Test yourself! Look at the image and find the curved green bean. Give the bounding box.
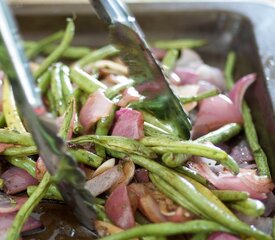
[7,172,51,239]
[74,44,119,68]
[7,157,36,177]
[100,220,229,240]
[130,155,270,239]
[34,19,75,79]
[142,138,239,174]
[26,30,64,59]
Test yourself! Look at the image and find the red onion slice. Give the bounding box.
[79,90,114,132]
[228,73,256,112]
[111,108,144,140]
[2,167,38,195]
[105,184,135,229]
[0,194,27,214]
[85,165,124,197]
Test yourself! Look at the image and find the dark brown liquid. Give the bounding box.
[23,202,95,240]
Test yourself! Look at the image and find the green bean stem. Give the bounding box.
[74,44,119,68]
[130,155,271,240]
[6,172,51,239]
[224,51,270,177]
[154,39,207,49]
[34,18,75,79]
[180,89,219,104]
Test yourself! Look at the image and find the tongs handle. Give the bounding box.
[92,0,144,38]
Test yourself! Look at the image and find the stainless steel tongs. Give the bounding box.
[91,0,191,139]
[0,0,97,234]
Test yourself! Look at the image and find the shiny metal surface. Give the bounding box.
[0,0,97,233]
[91,0,191,139]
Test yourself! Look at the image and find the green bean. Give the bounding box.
[51,63,67,116]
[105,80,134,99]
[42,44,91,59]
[0,112,6,128]
[46,90,57,116]
[196,123,242,144]
[180,89,219,104]
[100,220,229,240]
[162,49,179,72]
[94,204,111,222]
[0,129,34,146]
[142,137,239,174]
[26,31,64,59]
[228,198,265,217]
[95,105,117,158]
[27,184,62,201]
[157,123,242,167]
[1,146,37,156]
[7,157,36,177]
[141,111,175,135]
[74,44,119,68]
[242,103,270,177]
[2,78,38,181]
[3,78,25,132]
[130,155,270,239]
[224,51,236,90]
[59,98,74,139]
[37,71,51,94]
[154,39,207,49]
[72,88,83,134]
[224,51,270,177]
[70,67,107,93]
[161,152,188,168]
[175,166,208,186]
[190,233,208,240]
[70,135,157,159]
[150,173,203,217]
[60,64,73,106]
[34,19,75,79]
[7,172,51,240]
[69,148,103,168]
[144,122,179,140]
[211,190,249,202]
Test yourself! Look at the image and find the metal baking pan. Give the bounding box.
[10,1,275,239]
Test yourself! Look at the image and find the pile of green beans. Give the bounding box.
[0,18,272,240]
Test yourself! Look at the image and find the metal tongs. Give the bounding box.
[91,0,191,139]
[0,0,97,234]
